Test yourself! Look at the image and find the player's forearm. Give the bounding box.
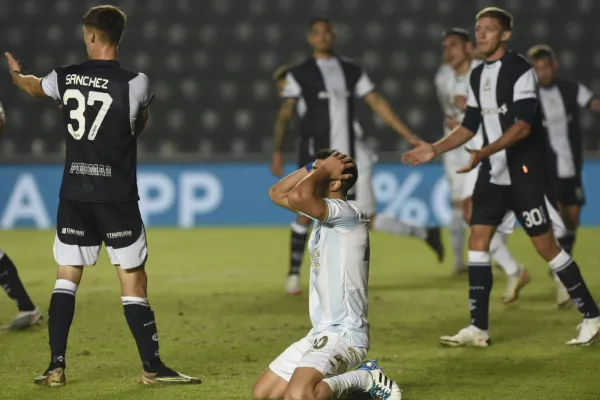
[268,167,308,203]
[432,125,474,155]
[368,94,420,145]
[287,168,329,215]
[11,73,44,97]
[478,121,531,159]
[589,98,600,113]
[273,118,289,152]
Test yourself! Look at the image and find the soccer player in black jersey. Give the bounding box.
[271,20,444,295]
[404,7,600,346]
[6,5,200,386]
[528,45,600,257]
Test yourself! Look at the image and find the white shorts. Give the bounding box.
[268,332,368,382]
[460,166,479,201]
[354,164,376,217]
[443,150,470,202]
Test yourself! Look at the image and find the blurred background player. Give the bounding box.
[255,150,401,400]
[0,101,42,330]
[435,28,529,303]
[528,44,600,257]
[271,18,444,294]
[6,5,200,386]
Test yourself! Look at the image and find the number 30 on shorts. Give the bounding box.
[522,207,546,228]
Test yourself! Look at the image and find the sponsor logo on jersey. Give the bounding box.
[106,230,133,239]
[483,78,492,92]
[480,103,508,116]
[62,228,85,237]
[318,90,350,99]
[69,162,112,177]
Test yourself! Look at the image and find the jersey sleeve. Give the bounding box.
[281,72,301,98]
[513,68,539,124]
[129,73,154,108]
[461,77,481,133]
[324,199,362,230]
[355,71,375,98]
[577,83,595,108]
[41,70,60,100]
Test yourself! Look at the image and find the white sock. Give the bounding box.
[53,279,78,296]
[372,214,426,240]
[323,370,371,398]
[489,232,519,276]
[449,208,465,267]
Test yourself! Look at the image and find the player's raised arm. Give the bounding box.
[287,152,355,221]
[268,166,310,211]
[576,82,600,113]
[5,52,49,98]
[271,71,299,177]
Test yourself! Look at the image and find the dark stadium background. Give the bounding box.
[0,0,598,163]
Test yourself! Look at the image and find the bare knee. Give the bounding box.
[252,384,275,400]
[57,265,84,285]
[118,266,148,297]
[468,226,494,251]
[284,386,313,400]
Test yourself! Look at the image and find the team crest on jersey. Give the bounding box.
[483,78,492,92]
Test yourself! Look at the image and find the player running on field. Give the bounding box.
[404,7,600,347]
[6,5,200,386]
[254,150,401,400]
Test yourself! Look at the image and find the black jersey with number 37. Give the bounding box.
[41,60,153,203]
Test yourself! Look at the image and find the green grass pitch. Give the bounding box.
[0,228,599,400]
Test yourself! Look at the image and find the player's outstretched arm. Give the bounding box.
[477,119,531,160]
[363,91,421,146]
[402,125,475,167]
[288,153,354,221]
[5,53,48,98]
[268,166,310,211]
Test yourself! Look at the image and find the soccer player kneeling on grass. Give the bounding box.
[253,150,401,400]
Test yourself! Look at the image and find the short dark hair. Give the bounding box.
[442,27,471,43]
[82,5,127,45]
[272,64,291,82]
[528,44,556,62]
[476,7,513,31]
[315,149,358,195]
[309,17,333,30]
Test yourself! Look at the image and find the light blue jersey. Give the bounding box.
[306,199,370,349]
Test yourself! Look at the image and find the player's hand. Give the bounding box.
[321,151,355,180]
[457,148,481,174]
[454,95,467,112]
[402,141,436,166]
[5,52,22,80]
[271,151,284,177]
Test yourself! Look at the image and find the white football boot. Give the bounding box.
[440,325,491,347]
[501,267,530,305]
[3,309,43,330]
[566,317,600,346]
[286,274,301,295]
[357,360,402,400]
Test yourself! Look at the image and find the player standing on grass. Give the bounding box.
[271,18,443,295]
[435,28,530,304]
[6,5,200,385]
[254,150,401,400]
[403,7,600,346]
[528,44,600,256]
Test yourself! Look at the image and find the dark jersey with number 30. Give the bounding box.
[41,60,153,203]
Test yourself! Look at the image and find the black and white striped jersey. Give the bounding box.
[41,60,153,203]
[462,51,546,185]
[282,56,375,159]
[538,78,595,179]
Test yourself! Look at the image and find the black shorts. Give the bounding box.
[552,177,585,207]
[471,180,556,237]
[54,199,147,268]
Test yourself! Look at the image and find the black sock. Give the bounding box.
[558,232,576,256]
[468,252,493,331]
[48,279,78,369]
[0,251,36,312]
[289,222,309,276]
[551,251,600,319]
[122,297,163,372]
